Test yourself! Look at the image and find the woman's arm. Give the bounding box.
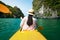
[20,18,25,31]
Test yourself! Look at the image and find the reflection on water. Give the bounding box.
[0,18,60,40]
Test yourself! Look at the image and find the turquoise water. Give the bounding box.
[0,18,21,40]
[37,19,60,40]
[0,18,60,40]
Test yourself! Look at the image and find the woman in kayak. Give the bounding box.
[10,9,47,40]
[20,9,36,31]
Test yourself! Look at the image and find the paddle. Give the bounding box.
[37,26,44,30]
[20,17,44,31]
[20,26,44,31]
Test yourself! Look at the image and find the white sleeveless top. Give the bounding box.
[20,16,37,31]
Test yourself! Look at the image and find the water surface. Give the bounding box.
[0,18,20,40]
[0,18,60,40]
[37,19,60,40]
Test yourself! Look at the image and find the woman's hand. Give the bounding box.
[20,27,22,31]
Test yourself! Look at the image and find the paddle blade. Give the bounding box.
[38,26,44,30]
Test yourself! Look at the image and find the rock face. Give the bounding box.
[38,4,58,18]
[0,1,24,18]
[33,0,60,18]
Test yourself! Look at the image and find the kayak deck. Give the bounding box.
[10,30,47,40]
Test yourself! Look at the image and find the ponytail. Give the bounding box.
[27,15,33,26]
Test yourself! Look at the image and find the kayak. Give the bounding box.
[9,30,47,40]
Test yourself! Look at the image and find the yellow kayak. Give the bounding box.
[9,30,47,40]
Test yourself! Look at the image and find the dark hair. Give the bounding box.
[27,14,33,26]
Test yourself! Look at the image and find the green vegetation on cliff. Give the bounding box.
[33,0,60,11]
[33,0,60,17]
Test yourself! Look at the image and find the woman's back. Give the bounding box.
[20,16,37,31]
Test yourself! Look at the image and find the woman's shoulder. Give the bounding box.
[22,16,27,20]
[33,17,37,21]
[24,16,28,19]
